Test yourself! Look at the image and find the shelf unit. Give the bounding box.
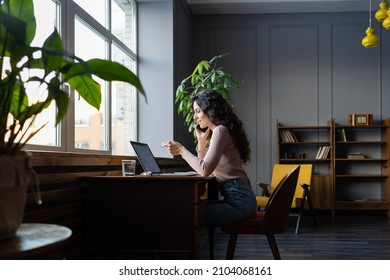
[276,119,334,210]
[333,119,390,215]
[276,118,390,216]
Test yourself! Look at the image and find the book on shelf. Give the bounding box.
[279,129,298,143]
[347,152,365,159]
[316,145,330,159]
[324,146,331,159]
[336,128,347,142]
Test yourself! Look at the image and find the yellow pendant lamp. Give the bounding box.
[362,0,380,48]
[362,27,380,48]
[383,9,390,29]
[375,0,389,22]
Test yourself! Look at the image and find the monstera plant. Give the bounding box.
[175,53,239,132]
[0,0,145,239]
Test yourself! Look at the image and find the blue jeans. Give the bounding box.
[206,178,257,229]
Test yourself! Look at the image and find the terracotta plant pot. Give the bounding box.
[0,153,32,240]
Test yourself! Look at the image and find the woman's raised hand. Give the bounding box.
[195,126,211,150]
[161,140,184,156]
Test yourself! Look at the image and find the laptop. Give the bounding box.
[130,141,198,176]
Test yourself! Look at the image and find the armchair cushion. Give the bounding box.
[257,164,313,208]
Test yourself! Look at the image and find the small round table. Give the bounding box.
[0,223,72,259]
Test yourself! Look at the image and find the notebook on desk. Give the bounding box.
[130,141,198,176]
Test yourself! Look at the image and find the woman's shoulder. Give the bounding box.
[213,125,230,138]
[214,125,228,133]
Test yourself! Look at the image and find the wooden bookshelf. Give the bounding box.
[276,118,390,216]
[276,119,334,211]
[334,118,390,216]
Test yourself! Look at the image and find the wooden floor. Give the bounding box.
[197,213,390,260]
[110,213,390,260]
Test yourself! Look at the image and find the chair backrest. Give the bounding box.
[270,164,313,208]
[263,165,300,234]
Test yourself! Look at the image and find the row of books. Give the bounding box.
[280,150,366,160]
[347,152,365,159]
[279,129,298,142]
[316,145,330,159]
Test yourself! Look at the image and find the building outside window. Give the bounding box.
[24,0,138,155]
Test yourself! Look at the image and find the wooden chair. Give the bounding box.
[256,164,316,234]
[220,165,300,260]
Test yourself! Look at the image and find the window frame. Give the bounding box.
[25,0,138,155]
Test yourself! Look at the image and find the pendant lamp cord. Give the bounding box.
[369,0,372,27]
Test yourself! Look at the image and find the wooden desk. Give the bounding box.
[86,175,216,258]
[0,223,72,259]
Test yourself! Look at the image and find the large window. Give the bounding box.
[26,0,138,155]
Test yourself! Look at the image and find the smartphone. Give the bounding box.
[196,124,208,133]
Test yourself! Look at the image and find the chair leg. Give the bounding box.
[294,185,317,234]
[295,213,302,234]
[294,193,306,234]
[306,191,317,227]
[225,233,238,260]
[266,234,281,260]
[208,228,214,260]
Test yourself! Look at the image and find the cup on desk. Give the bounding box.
[122,159,136,176]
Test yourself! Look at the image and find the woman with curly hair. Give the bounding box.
[163,89,256,228]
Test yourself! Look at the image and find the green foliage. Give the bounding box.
[0,0,145,155]
[175,53,239,132]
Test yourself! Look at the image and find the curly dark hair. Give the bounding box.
[190,89,251,164]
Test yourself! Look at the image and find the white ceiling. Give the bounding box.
[185,0,373,14]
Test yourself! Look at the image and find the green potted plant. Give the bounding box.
[175,53,240,132]
[0,0,145,239]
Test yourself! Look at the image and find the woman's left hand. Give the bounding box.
[195,126,211,150]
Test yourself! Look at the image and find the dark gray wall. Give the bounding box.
[138,2,390,198]
[173,0,196,152]
[189,12,390,194]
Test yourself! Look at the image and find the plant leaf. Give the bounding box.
[47,80,69,124]
[19,100,50,124]
[197,63,203,75]
[0,0,36,46]
[201,60,210,71]
[0,10,27,57]
[85,59,145,95]
[42,29,65,74]
[62,59,146,102]
[9,80,28,117]
[67,74,101,110]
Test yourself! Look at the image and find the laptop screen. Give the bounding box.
[130,141,162,173]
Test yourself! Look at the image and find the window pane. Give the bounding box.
[74,18,108,151]
[20,0,138,154]
[74,0,107,28]
[111,44,137,155]
[112,0,136,51]
[24,0,59,147]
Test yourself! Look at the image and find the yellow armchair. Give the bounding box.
[256,164,316,234]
